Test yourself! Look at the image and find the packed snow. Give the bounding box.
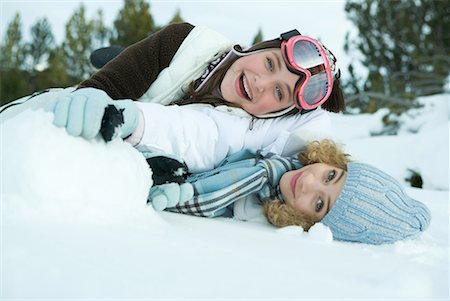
[1,93,449,299]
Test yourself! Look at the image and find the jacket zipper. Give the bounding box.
[248,117,255,131]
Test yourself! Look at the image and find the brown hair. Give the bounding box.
[321,79,346,113]
[263,139,351,231]
[174,39,345,115]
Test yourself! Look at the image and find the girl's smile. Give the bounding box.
[290,171,303,197]
[235,73,253,102]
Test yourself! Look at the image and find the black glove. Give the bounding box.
[145,154,189,186]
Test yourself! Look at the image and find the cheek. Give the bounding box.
[236,55,263,74]
[220,69,236,100]
[255,98,275,109]
[234,56,249,70]
[288,198,309,216]
[246,99,284,116]
[279,172,293,201]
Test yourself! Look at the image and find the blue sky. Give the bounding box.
[1,0,354,77]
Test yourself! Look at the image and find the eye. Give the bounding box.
[275,86,283,101]
[266,57,274,72]
[315,199,324,212]
[326,170,336,182]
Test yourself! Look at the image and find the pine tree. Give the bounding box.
[25,17,55,92]
[344,0,450,114]
[26,18,54,70]
[91,9,111,50]
[0,13,26,69]
[252,27,263,45]
[0,13,30,105]
[62,4,96,83]
[110,0,155,47]
[169,8,184,25]
[40,47,71,89]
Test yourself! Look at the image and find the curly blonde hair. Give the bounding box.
[263,139,351,231]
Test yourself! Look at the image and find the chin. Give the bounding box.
[244,107,263,116]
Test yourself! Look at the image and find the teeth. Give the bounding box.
[242,75,252,100]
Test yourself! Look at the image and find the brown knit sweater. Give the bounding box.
[79,22,194,100]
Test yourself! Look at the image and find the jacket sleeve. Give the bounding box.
[133,102,222,173]
[78,22,195,100]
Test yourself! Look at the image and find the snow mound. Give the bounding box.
[1,109,157,225]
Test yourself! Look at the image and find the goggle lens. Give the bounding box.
[302,72,328,105]
[292,40,324,70]
[282,36,333,110]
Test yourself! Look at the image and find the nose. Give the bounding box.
[254,75,271,93]
[300,172,319,193]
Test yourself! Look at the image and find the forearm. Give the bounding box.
[132,102,221,173]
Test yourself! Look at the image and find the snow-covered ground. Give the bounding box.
[1,93,449,299]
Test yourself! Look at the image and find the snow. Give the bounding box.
[1,94,449,299]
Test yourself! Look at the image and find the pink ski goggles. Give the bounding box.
[280,30,336,110]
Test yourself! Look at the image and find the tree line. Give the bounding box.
[1,0,449,115]
[344,0,449,114]
[0,0,181,105]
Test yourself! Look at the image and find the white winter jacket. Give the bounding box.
[0,25,333,174]
[132,26,333,172]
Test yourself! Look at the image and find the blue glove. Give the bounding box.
[46,88,139,140]
[148,183,194,211]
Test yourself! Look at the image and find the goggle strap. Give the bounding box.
[280,29,301,41]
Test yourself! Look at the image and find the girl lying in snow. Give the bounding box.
[34,89,430,245]
[5,87,429,245]
[2,22,344,173]
[146,139,431,245]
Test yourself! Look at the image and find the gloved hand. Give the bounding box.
[144,152,189,186]
[45,88,139,141]
[148,182,194,211]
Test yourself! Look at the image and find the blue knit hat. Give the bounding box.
[321,162,431,245]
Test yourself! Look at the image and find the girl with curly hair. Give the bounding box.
[147,139,431,245]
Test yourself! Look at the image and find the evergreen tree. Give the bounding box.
[252,27,263,45]
[344,0,450,114]
[26,18,54,70]
[0,13,29,105]
[25,17,55,92]
[40,47,71,89]
[91,9,111,50]
[62,4,96,83]
[110,0,155,47]
[0,13,26,69]
[169,8,184,25]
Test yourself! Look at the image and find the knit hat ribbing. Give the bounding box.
[321,162,431,245]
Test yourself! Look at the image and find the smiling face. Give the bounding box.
[279,163,347,223]
[220,49,299,116]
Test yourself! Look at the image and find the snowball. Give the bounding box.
[275,223,333,243]
[307,223,334,242]
[1,109,159,226]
